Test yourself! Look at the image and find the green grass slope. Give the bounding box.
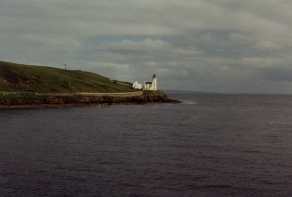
[0,61,134,93]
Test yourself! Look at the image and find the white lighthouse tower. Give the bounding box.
[134,74,158,91]
[150,74,158,91]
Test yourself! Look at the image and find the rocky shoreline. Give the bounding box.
[0,91,180,109]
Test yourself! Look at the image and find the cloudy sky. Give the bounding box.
[1,0,292,93]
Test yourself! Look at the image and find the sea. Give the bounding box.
[1,92,292,197]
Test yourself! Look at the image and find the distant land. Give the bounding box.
[0,61,178,108]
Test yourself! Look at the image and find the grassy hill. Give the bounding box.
[0,61,134,93]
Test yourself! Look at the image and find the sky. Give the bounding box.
[1,0,292,93]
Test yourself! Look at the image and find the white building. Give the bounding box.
[132,81,143,90]
[132,74,158,91]
[144,74,158,91]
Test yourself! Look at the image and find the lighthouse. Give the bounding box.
[133,74,158,91]
[151,74,158,91]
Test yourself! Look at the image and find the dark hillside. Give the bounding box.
[0,61,133,93]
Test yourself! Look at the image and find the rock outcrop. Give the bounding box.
[0,91,180,108]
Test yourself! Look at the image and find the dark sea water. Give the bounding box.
[1,92,292,197]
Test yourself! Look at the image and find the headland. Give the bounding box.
[0,61,179,108]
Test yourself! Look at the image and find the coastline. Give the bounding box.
[0,91,180,109]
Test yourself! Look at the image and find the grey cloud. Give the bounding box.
[1,0,292,93]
